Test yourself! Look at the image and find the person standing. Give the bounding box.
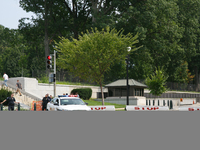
[2,73,8,87]
[16,80,22,96]
[42,94,50,111]
[49,95,53,102]
[1,93,19,111]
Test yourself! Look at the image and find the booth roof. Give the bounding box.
[105,79,147,88]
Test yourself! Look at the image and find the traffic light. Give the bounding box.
[47,55,52,69]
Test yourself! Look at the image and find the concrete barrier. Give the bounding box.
[177,106,200,111]
[126,105,169,111]
[89,105,115,111]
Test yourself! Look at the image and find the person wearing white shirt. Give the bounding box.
[2,73,8,87]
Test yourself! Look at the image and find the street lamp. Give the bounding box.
[126,47,131,105]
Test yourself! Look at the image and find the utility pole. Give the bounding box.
[54,50,57,97]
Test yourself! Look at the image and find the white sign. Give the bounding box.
[89,106,115,111]
[126,105,169,111]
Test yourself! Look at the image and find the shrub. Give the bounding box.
[71,88,92,100]
[0,88,12,106]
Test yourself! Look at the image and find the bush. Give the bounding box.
[0,88,12,106]
[71,88,92,100]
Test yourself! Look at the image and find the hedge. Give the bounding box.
[71,88,92,100]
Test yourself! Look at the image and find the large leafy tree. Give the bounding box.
[56,27,140,105]
[112,0,187,82]
[177,0,200,91]
[0,25,30,77]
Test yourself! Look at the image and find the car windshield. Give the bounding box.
[60,99,86,105]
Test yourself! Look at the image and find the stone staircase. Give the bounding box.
[0,81,41,109]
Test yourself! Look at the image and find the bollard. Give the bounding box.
[153,100,155,106]
[170,100,173,109]
[146,100,148,106]
[149,100,151,106]
[163,100,165,106]
[167,100,169,106]
[158,100,159,106]
[18,103,20,111]
[1,104,3,111]
[34,103,36,111]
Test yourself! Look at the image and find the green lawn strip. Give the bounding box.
[83,99,126,109]
[56,81,98,86]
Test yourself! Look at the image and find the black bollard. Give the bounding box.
[18,103,20,111]
[146,100,148,106]
[170,100,173,109]
[34,103,36,111]
[1,104,3,111]
[149,100,151,106]
[158,100,159,106]
[163,100,165,106]
[168,100,169,106]
[153,100,155,106]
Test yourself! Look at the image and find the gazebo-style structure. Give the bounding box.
[105,79,147,97]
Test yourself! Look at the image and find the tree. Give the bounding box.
[56,27,140,105]
[145,67,168,97]
[112,0,186,82]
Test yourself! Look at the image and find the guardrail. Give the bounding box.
[0,103,21,111]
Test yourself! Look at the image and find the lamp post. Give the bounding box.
[126,47,131,105]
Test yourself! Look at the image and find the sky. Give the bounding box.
[0,0,35,29]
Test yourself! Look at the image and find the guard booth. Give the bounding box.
[105,79,147,97]
[96,79,147,105]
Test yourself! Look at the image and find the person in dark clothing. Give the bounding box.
[1,93,19,111]
[42,94,50,111]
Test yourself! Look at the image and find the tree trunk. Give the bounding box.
[100,82,104,105]
[195,66,199,92]
[91,0,98,23]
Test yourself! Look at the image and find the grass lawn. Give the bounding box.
[83,99,126,109]
[56,81,98,86]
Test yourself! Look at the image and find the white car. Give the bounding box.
[47,95,91,111]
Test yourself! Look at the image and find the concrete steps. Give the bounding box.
[0,85,37,109]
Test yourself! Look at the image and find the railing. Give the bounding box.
[144,93,200,98]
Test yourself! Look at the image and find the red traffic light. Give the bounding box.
[47,55,52,60]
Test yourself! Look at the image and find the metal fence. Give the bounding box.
[144,93,200,99]
[166,82,197,92]
[31,70,199,91]
[31,70,98,85]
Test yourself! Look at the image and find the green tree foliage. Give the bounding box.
[0,25,30,77]
[56,27,140,105]
[145,67,168,96]
[1,0,200,90]
[113,0,186,82]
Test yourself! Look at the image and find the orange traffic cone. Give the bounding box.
[193,100,195,104]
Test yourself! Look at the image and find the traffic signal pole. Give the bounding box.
[54,50,56,98]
